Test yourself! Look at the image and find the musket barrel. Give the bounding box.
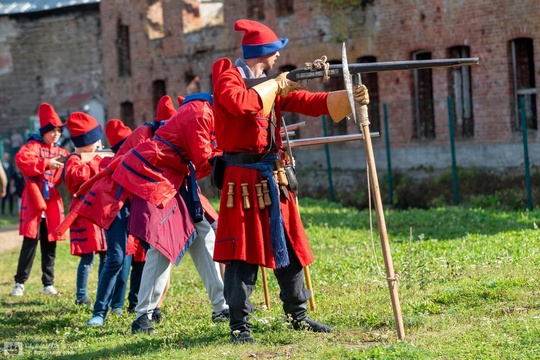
[289,57,480,81]
[286,132,380,148]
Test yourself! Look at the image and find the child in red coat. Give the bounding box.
[64,112,109,306]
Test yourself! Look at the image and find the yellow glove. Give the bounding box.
[353,84,369,105]
[275,72,306,97]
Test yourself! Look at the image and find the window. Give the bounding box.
[248,0,265,20]
[510,38,537,130]
[183,0,224,33]
[117,23,131,77]
[121,101,135,128]
[146,0,165,40]
[448,46,474,137]
[412,51,435,139]
[276,0,293,16]
[152,80,167,112]
[324,60,347,136]
[357,56,380,133]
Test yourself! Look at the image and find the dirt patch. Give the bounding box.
[0,226,22,253]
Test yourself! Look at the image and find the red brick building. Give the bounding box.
[1,0,539,197]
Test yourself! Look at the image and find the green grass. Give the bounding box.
[1,199,540,359]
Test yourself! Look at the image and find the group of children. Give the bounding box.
[10,95,228,332]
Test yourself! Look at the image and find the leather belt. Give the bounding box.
[223,152,269,164]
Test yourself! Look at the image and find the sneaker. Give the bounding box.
[212,308,230,323]
[11,283,24,297]
[291,317,332,333]
[87,315,104,326]
[151,308,162,323]
[111,308,123,316]
[131,315,155,334]
[42,285,58,295]
[127,304,136,313]
[75,297,92,306]
[230,330,255,344]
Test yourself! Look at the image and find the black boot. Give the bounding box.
[291,316,332,332]
[131,315,155,334]
[230,330,255,344]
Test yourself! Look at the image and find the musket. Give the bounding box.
[244,57,479,88]
[285,132,380,148]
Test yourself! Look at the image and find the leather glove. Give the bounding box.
[353,84,369,105]
[275,72,306,97]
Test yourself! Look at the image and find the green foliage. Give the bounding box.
[1,201,540,358]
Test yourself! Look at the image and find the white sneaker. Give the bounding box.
[42,285,58,295]
[11,283,24,296]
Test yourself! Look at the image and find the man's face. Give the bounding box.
[262,51,280,71]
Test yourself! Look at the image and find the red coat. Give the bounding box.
[76,124,153,229]
[15,138,70,241]
[213,67,331,269]
[64,154,107,256]
[112,98,220,208]
[112,97,219,262]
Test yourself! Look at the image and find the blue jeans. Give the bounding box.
[92,204,130,318]
[110,254,132,309]
[76,252,105,301]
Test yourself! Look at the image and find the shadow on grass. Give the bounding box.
[50,332,227,359]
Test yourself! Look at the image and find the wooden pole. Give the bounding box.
[260,266,271,309]
[355,96,405,340]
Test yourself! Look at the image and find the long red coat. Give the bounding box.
[15,137,70,241]
[112,96,220,261]
[64,154,107,256]
[213,67,331,269]
[76,124,154,229]
[112,97,220,209]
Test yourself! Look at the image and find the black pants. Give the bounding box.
[14,218,56,286]
[1,191,14,215]
[224,237,311,333]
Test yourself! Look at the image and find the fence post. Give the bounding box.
[447,97,459,205]
[519,97,533,210]
[383,104,393,205]
[322,116,335,202]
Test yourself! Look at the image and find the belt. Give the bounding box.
[223,152,270,164]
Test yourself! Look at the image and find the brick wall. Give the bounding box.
[0,6,103,135]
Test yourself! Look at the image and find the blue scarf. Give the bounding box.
[227,153,289,268]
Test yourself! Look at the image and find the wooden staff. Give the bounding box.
[260,266,271,309]
[343,42,405,340]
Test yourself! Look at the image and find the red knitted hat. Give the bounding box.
[234,19,288,59]
[105,119,132,148]
[38,102,65,135]
[66,112,103,148]
[156,95,176,122]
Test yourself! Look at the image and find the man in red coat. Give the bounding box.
[11,102,70,297]
[212,19,370,343]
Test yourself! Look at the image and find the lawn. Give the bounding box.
[1,198,539,359]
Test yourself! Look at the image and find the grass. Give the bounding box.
[1,198,539,359]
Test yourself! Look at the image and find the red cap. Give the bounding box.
[66,112,103,148]
[38,102,65,135]
[156,95,176,122]
[105,119,132,148]
[234,19,288,59]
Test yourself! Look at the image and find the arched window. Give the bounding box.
[412,51,435,139]
[448,46,474,137]
[510,38,537,130]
